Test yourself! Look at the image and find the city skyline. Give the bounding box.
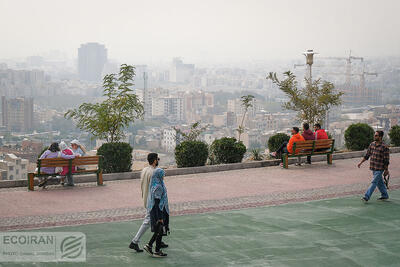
[1,0,400,64]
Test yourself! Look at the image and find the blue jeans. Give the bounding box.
[364,170,388,200]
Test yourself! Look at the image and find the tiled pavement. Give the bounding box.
[0,154,399,231]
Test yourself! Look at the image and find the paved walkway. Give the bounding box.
[7,191,400,267]
[1,155,399,230]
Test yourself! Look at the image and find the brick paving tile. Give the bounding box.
[0,155,399,230]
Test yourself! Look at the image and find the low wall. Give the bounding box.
[2,147,399,189]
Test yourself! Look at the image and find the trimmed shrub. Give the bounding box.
[389,125,400,146]
[267,133,290,152]
[97,142,133,173]
[210,137,246,164]
[344,123,374,151]
[175,141,208,168]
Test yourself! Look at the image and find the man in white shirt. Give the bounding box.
[129,153,168,252]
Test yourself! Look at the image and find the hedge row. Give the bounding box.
[175,137,246,168]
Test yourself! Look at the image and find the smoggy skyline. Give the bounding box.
[1,0,400,63]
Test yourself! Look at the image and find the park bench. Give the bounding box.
[282,139,335,169]
[27,156,103,191]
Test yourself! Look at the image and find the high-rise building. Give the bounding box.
[151,97,184,122]
[0,69,45,97]
[169,58,194,83]
[1,96,34,132]
[78,42,108,82]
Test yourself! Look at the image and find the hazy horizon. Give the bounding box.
[1,0,400,64]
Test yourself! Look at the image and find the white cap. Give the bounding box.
[59,141,68,151]
[71,139,80,145]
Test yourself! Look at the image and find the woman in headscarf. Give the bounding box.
[38,142,75,187]
[59,141,78,186]
[70,139,86,170]
[143,168,169,258]
[70,139,86,156]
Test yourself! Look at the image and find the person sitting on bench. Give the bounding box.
[38,142,76,187]
[270,127,305,166]
[59,141,78,186]
[314,123,328,140]
[302,123,315,164]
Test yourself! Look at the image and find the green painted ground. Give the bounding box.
[4,190,400,267]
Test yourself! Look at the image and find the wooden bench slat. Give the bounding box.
[72,159,99,164]
[38,156,100,167]
[29,155,103,191]
[74,169,98,173]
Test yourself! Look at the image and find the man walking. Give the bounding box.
[358,131,390,202]
[129,153,168,252]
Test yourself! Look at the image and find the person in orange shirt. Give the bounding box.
[270,127,305,165]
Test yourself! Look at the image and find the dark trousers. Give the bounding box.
[276,141,288,155]
[148,223,163,252]
[275,141,288,163]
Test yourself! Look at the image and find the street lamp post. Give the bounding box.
[303,49,317,81]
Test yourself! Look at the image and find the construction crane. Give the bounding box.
[320,51,363,86]
[322,70,379,105]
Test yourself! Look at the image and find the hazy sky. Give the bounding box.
[1,0,399,63]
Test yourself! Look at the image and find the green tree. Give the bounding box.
[65,64,144,142]
[344,123,374,151]
[237,95,255,141]
[268,133,290,152]
[389,125,400,146]
[174,121,207,142]
[175,141,209,168]
[267,71,343,126]
[209,137,246,164]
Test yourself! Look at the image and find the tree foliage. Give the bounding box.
[210,137,246,164]
[175,141,209,168]
[65,64,144,142]
[237,95,255,141]
[268,133,290,152]
[344,123,374,151]
[97,142,133,173]
[267,71,343,126]
[389,125,400,146]
[174,121,207,142]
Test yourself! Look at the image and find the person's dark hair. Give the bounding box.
[315,123,321,129]
[303,123,309,130]
[376,131,384,138]
[147,153,158,165]
[293,127,300,133]
[48,142,60,153]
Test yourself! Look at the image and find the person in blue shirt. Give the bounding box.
[143,168,169,258]
[70,139,86,156]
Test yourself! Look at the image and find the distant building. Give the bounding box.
[0,69,45,97]
[78,42,108,82]
[143,88,169,120]
[169,58,194,83]
[0,153,28,180]
[212,114,226,127]
[226,111,236,128]
[152,97,184,122]
[162,129,177,153]
[227,99,243,115]
[1,96,34,132]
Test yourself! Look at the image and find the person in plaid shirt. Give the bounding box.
[358,130,389,202]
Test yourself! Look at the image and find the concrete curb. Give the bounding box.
[2,147,399,189]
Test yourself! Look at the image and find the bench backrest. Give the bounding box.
[292,139,335,156]
[38,156,100,170]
